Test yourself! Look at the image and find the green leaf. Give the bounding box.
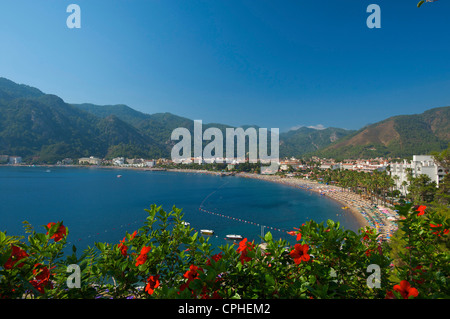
[417,0,425,8]
[264,231,273,242]
[191,232,198,242]
[0,231,5,244]
[22,221,34,234]
[265,274,275,286]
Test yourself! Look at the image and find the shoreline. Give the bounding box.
[235,173,369,228]
[2,165,398,240]
[234,172,399,241]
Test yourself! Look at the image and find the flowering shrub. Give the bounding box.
[0,204,448,299]
[387,204,449,299]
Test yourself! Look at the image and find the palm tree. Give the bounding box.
[401,180,408,197]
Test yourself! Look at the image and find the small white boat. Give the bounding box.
[183,222,190,226]
[117,175,122,178]
[226,234,243,240]
[200,229,214,235]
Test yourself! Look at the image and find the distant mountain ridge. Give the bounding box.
[314,106,450,159]
[0,77,449,163]
[280,126,355,158]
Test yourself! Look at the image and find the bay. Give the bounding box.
[0,166,361,252]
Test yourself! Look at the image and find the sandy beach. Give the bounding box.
[106,166,400,241]
[235,172,399,241]
[9,164,399,240]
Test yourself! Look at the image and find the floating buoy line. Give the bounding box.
[197,181,291,239]
[198,206,289,235]
[66,181,294,247]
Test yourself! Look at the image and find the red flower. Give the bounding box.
[46,222,67,242]
[129,230,137,240]
[145,275,160,295]
[135,246,151,267]
[180,265,203,292]
[393,280,419,299]
[362,229,374,241]
[206,253,223,266]
[365,249,374,257]
[117,231,137,257]
[385,290,395,299]
[118,240,128,257]
[199,286,222,299]
[416,205,426,216]
[430,223,449,237]
[29,263,53,294]
[184,264,202,281]
[4,245,28,269]
[289,244,310,265]
[201,289,222,299]
[288,228,302,241]
[411,265,426,285]
[236,238,254,265]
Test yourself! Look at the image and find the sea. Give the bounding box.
[0,166,361,253]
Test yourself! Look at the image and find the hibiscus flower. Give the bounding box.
[393,280,419,299]
[206,252,223,266]
[135,246,151,267]
[287,228,302,241]
[416,205,426,216]
[289,244,310,265]
[236,238,254,265]
[145,275,160,295]
[430,223,450,237]
[4,245,28,269]
[180,264,203,292]
[46,222,67,242]
[29,263,53,294]
[117,231,137,257]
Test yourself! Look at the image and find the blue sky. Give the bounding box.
[0,0,449,131]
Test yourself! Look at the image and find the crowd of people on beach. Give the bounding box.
[164,169,399,241]
[237,172,399,241]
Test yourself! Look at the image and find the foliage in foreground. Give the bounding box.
[0,204,448,299]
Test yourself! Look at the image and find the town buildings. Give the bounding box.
[389,155,446,195]
[78,156,102,165]
[0,155,23,165]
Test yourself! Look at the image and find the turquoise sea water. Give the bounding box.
[0,166,361,251]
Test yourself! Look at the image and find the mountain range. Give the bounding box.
[0,77,449,163]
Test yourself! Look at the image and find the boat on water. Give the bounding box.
[200,229,214,235]
[183,222,190,226]
[117,175,122,178]
[226,234,243,240]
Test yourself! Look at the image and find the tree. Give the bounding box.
[407,174,437,204]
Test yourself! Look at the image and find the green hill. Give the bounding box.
[0,79,166,162]
[314,106,450,159]
[1,77,449,163]
[279,127,354,158]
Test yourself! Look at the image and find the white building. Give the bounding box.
[9,156,22,164]
[113,157,125,166]
[144,160,156,167]
[79,156,101,165]
[390,155,446,195]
